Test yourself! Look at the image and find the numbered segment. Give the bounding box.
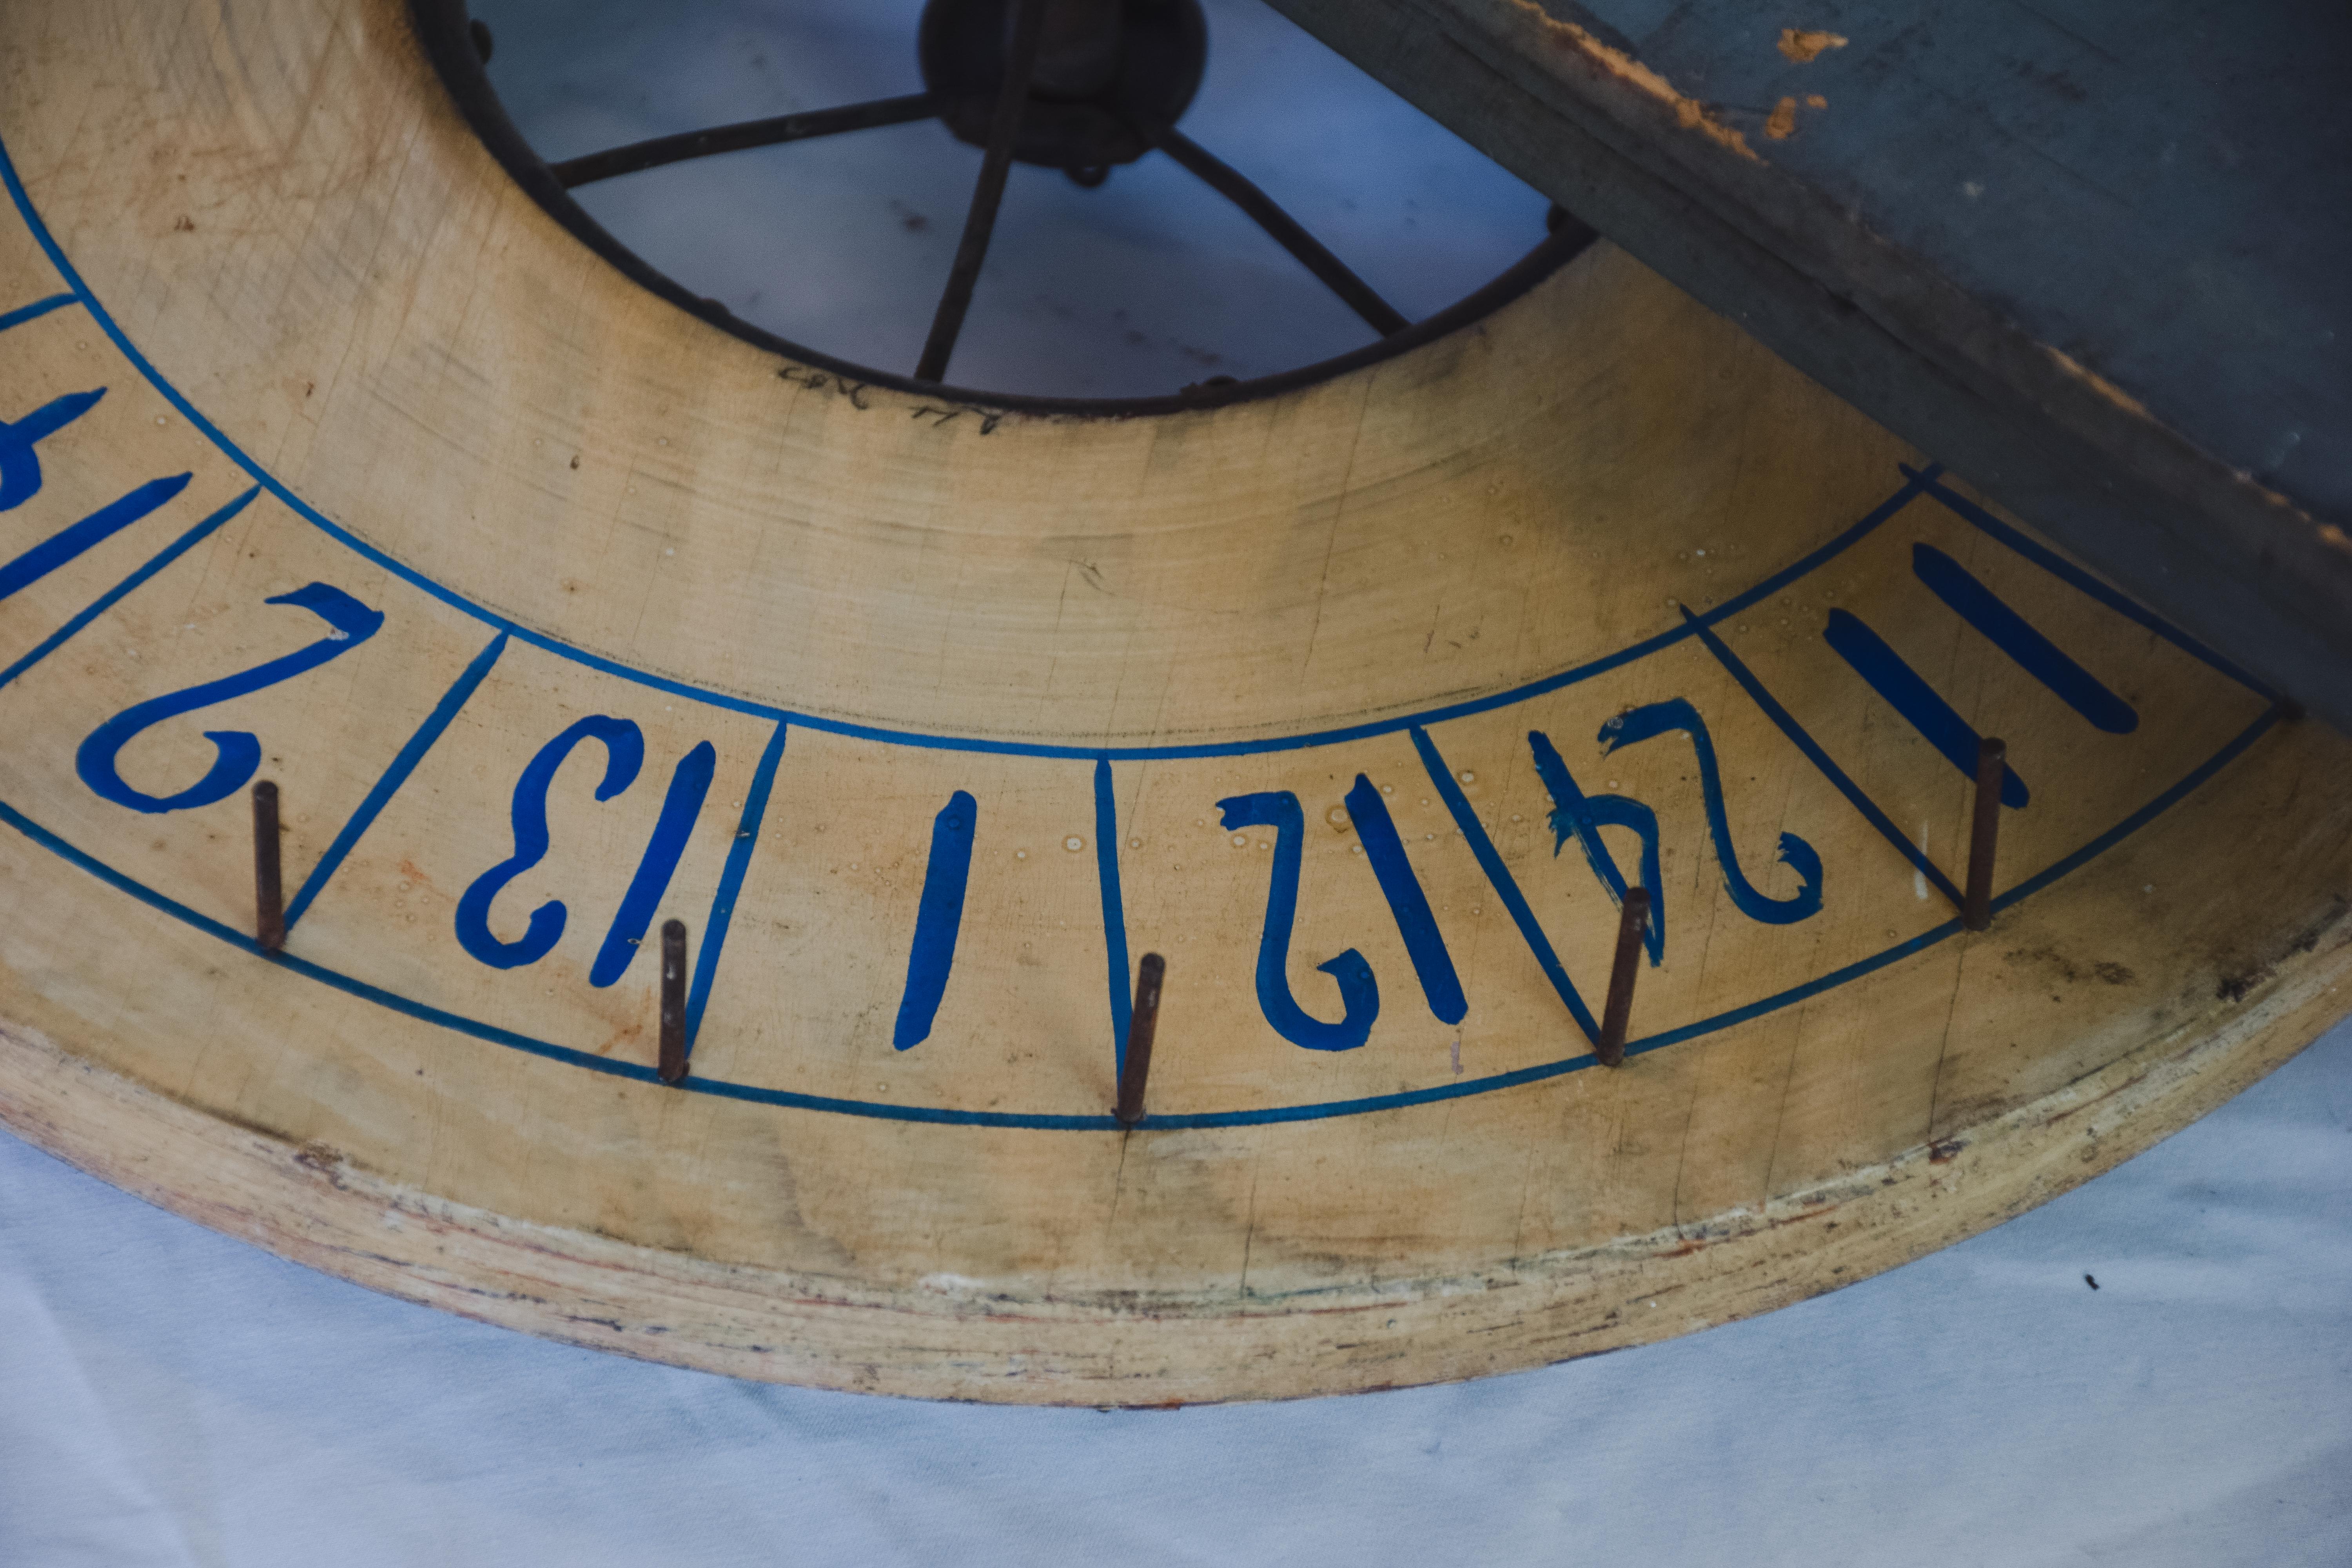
[0,301,249,685]
[1416,638,1974,1201]
[679,732,1116,1118]
[283,637,781,1075]
[0,492,503,933]
[1412,636,1877,1065]
[1099,730,1555,1117]
[1685,474,2267,907]
[0,408,2280,1135]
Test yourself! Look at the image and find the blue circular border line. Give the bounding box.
[0,689,2282,1133]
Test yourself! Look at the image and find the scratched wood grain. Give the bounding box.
[0,0,2345,1403]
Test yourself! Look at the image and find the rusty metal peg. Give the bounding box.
[659,919,689,1085]
[1115,952,1165,1126]
[1964,737,2006,933]
[252,780,286,953]
[1595,886,1649,1068]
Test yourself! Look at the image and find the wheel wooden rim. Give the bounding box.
[0,0,2345,1404]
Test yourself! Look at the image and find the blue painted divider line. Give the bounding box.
[0,127,1947,766]
[284,630,509,932]
[0,704,2278,1129]
[1411,726,1600,1041]
[1093,759,1134,1076]
[0,486,258,693]
[0,292,74,335]
[1686,607,1969,909]
[684,720,788,1050]
[1902,465,2272,697]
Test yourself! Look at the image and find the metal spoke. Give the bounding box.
[550,93,940,189]
[1143,122,1409,338]
[913,0,1050,383]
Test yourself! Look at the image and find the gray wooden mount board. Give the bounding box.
[1263,0,2352,729]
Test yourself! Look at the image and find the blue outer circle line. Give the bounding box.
[0,704,2277,1131]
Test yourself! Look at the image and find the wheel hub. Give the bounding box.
[918,0,1208,177]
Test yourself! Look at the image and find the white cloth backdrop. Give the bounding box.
[5,2,2350,1561]
[4,1023,2349,1566]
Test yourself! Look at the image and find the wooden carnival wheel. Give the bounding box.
[0,0,2345,1405]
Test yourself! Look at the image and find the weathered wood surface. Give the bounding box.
[0,0,2346,1403]
[1262,0,2352,730]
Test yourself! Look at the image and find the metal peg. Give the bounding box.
[1964,737,2005,933]
[252,780,285,953]
[1596,886,1649,1068]
[1115,952,1165,1126]
[659,918,688,1084]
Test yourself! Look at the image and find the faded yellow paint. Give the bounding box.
[1507,0,1763,162]
[1778,28,1849,63]
[2046,345,2154,422]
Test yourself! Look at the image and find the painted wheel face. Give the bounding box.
[0,0,2346,1405]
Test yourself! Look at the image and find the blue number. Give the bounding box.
[1911,544,2137,733]
[1528,730,1666,964]
[0,385,194,603]
[0,387,102,511]
[1596,699,1824,925]
[893,791,977,1051]
[75,582,384,814]
[1824,609,2029,806]
[0,475,191,601]
[1218,791,1379,1052]
[1343,774,1466,1025]
[455,717,644,970]
[589,741,717,987]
